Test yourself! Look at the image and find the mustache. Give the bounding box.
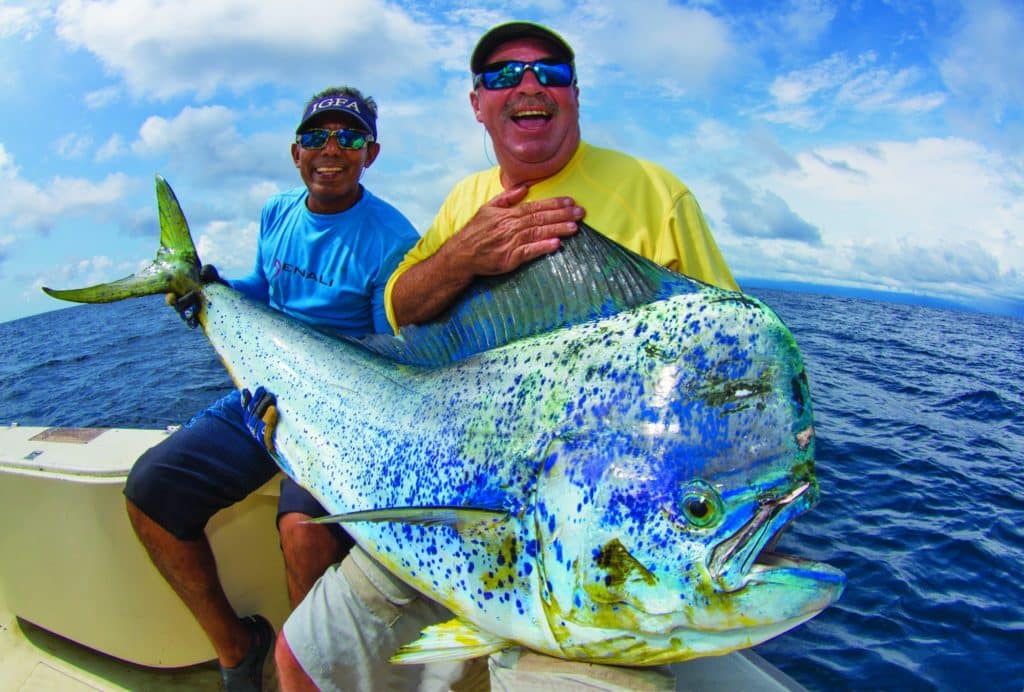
[502,95,560,118]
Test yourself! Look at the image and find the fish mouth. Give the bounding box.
[708,482,821,592]
[699,481,845,629]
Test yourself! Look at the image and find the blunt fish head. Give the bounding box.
[533,289,845,664]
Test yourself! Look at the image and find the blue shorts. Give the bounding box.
[125,390,350,548]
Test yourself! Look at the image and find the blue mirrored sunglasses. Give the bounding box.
[296,128,374,150]
[473,60,575,90]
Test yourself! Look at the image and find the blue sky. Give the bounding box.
[0,0,1021,323]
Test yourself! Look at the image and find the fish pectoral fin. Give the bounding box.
[390,618,511,664]
[307,506,508,532]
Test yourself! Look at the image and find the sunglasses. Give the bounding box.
[296,128,374,150]
[473,59,575,90]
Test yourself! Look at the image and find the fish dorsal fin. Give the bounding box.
[391,618,512,664]
[359,222,702,366]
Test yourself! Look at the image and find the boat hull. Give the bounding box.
[0,425,289,668]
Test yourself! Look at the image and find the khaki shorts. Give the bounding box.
[282,546,470,692]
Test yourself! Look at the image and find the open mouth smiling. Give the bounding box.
[505,96,559,127]
[511,109,552,124]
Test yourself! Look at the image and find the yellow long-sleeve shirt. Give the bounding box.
[385,141,738,332]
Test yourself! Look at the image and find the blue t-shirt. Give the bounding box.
[230,186,418,336]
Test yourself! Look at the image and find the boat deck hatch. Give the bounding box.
[29,427,109,444]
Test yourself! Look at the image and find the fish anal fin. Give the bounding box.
[391,617,511,665]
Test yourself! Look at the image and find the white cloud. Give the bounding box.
[572,1,737,97]
[195,219,258,275]
[763,52,945,129]
[0,149,131,233]
[132,105,236,156]
[54,0,443,99]
[364,76,493,230]
[84,85,121,109]
[56,132,93,159]
[0,4,46,39]
[717,174,822,245]
[96,134,125,162]
[778,0,838,44]
[130,105,286,184]
[72,254,113,277]
[766,53,868,121]
[836,65,946,112]
[851,238,999,285]
[39,253,146,293]
[246,180,282,209]
[736,136,1024,298]
[0,233,14,264]
[1,0,1020,321]
[939,0,1024,123]
[52,174,130,207]
[0,143,17,176]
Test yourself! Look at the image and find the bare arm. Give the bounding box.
[392,186,584,327]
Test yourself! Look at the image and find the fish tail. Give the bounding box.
[42,175,202,304]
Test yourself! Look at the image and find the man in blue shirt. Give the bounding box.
[123,87,419,692]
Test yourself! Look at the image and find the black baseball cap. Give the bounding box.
[470,22,574,74]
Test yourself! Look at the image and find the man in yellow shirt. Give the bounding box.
[386,21,737,333]
[273,21,738,692]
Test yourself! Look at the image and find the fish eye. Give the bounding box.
[679,481,724,528]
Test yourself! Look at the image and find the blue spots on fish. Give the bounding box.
[60,177,837,664]
[525,539,539,558]
[542,449,560,476]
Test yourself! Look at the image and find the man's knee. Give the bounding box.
[123,445,167,511]
[124,458,205,541]
[275,629,317,691]
[279,513,345,557]
[124,418,269,541]
[125,496,152,535]
[122,436,208,540]
[279,512,344,606]
[124,496,195,566]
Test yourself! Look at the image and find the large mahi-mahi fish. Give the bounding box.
[45,176,844,666]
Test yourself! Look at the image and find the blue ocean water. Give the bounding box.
[1,290,1022,691]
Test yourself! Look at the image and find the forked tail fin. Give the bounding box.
[43,176,202,304]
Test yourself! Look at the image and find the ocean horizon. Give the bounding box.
[6,279,1022,327]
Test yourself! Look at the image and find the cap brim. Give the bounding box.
[470,22,574,73]
[295,109,375,137]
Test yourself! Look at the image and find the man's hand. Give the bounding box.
[167,290,203,328]
[241,386,279,457]
[166,264,227,328]
[391,187,584,327]
[447,186,584,277]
